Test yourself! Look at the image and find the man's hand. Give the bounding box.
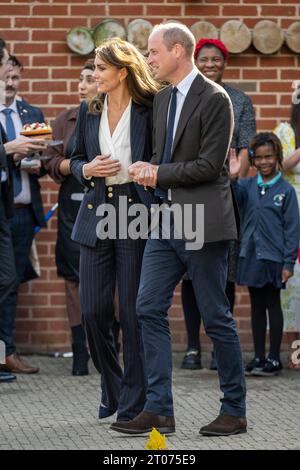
[82,154,121,178]
[282,269,293,284]
[4,136,47,159]
[128,161,158,188]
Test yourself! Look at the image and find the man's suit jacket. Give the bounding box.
[0,123,13,218]
[0,126,7,171]
[70,100,157,247]
[152,73,237,243]
[1,100,46,225]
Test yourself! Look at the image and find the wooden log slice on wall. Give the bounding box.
[190,21,218,42]
[286,22,300,53]
[253,20,284,54]
[220,20,251,53]
[93,20,127,48]
[127,19,153,54]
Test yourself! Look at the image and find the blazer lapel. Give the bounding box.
[156,87,172,163]
[172,74,205,156]
[87,112,101,157]
[130,102,146,163]
[16,101,30,125]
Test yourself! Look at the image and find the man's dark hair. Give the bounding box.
[0,38,7,64]
[8,54,23,71]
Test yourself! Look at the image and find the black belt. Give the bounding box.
[14,203,31,209]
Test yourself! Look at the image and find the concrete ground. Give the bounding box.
[0,353,299,450]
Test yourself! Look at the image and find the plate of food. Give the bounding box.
[20,122,53,140]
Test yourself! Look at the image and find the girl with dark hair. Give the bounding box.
[230,132,300,376]
[274,99,300,369]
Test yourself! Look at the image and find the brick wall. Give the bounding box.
[1,0,299,353]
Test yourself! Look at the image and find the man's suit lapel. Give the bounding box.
[0,122,11,185]
[130,102,147,163]
[172,74,205,155]
[16,101,30,125]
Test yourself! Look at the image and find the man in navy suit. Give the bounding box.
[0,54,46,375]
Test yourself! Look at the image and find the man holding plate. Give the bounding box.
[0,53,46,375]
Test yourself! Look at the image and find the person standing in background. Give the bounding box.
[44,62,99,376]
[274,99,300,369]
[181,38,256,371]
[0,54,46,375]
[0,38,16,384]
[231,132,299,376]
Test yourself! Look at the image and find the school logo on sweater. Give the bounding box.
[273,193,285,207]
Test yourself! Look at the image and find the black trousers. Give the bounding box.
[248,284,283,361]
[0,206,35,356]
[79,184,147,421]
[0,197,16,312]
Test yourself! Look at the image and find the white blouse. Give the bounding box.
[99,95,133,185]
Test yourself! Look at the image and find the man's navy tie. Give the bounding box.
[155,86,178,201]
[1,108,22,196]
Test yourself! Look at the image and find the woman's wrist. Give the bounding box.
[82,163,92,180]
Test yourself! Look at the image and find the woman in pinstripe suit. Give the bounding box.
[70,38,160,422]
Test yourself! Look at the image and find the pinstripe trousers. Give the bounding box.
[79,184,147,421]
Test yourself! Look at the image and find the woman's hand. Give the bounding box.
[83,155,121,178]
[282,269,293,284]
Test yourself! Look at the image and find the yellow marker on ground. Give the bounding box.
[145,427,168,450]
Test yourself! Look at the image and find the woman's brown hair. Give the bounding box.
[89,37,160,114]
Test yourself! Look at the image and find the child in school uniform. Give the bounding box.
[230,132,300,376]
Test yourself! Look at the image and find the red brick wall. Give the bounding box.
[1,0,299,353]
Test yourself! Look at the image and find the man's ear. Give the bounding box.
[173,43,184,59]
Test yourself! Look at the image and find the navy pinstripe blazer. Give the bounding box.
[70,100,157,247]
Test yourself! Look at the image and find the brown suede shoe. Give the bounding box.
[0,353,39,374]
[110,411,175,435]
[199,414,247,436]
